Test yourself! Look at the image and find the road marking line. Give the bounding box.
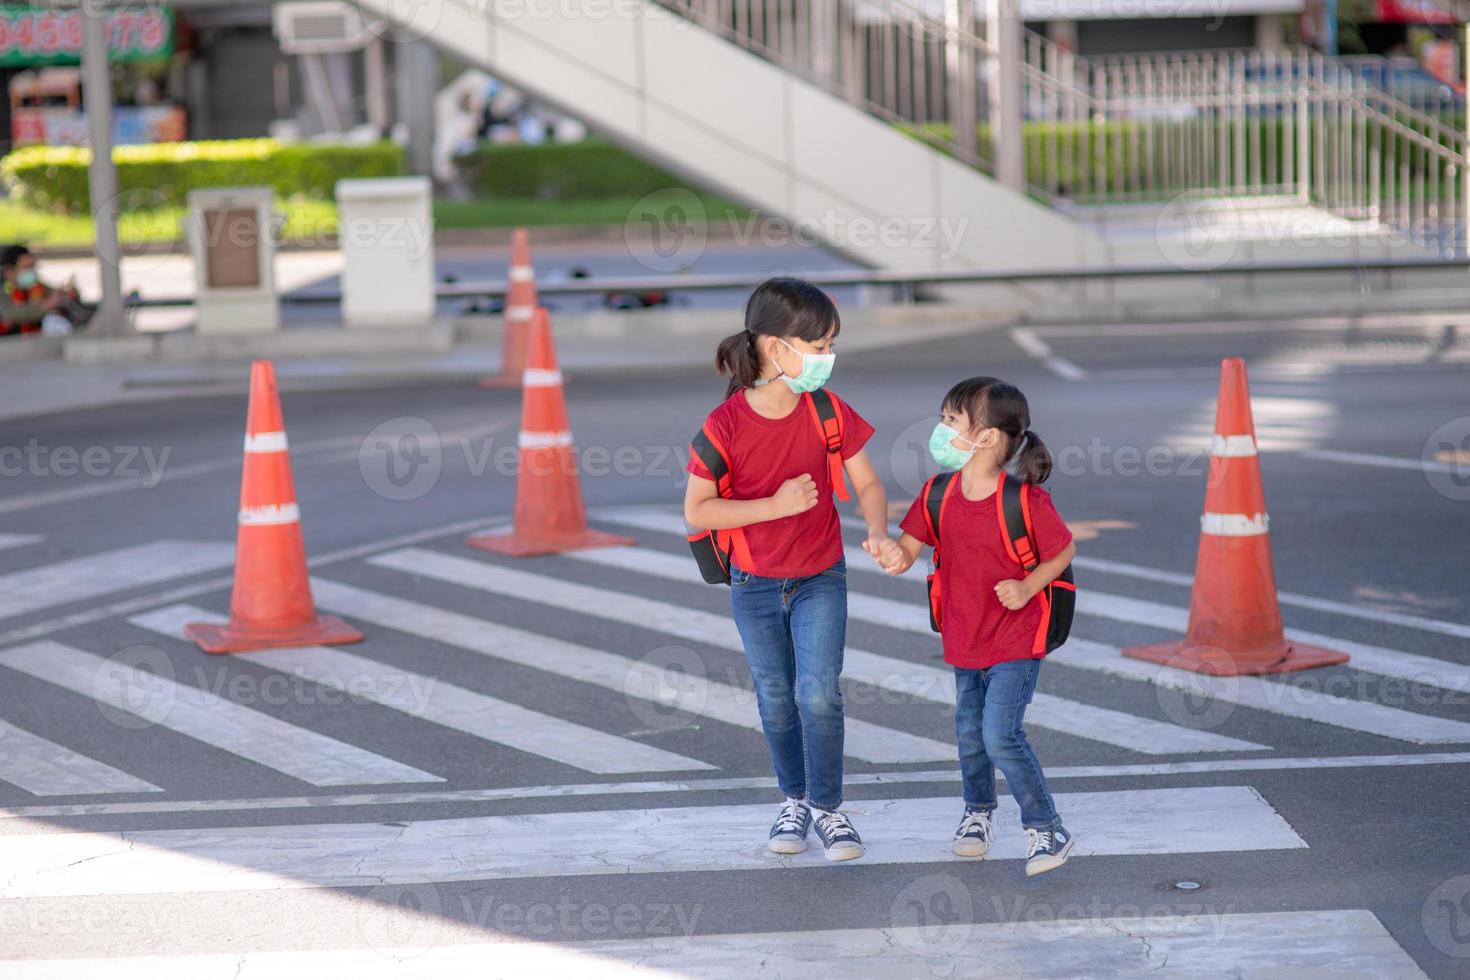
[0,641,443,787]
[0,786,1304,897]
[1302,447,1465,474]
[615,506,1470,645]
[3,751,1467,823]
[568,545,1267,755]
[310,578,949,765]
[1009,327,1088,380]
[130,605,716,777]
[1054,638,1470,744]
[0,910,1419,979]
[0,541,235,622]
[0,720,161,797]
[0,533,43,552]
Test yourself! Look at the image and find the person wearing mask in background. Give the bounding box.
[0,245,92,337]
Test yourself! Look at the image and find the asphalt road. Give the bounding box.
[0,314,1467,977]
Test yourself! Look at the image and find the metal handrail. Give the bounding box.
[125,254,1470,309]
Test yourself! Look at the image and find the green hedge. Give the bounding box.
[453,139,681,199]
[1,139,405,213]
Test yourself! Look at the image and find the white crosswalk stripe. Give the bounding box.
[0,541,235,621]
[310,577,954,764]
[0,533,43,553]
[567,544,1269,755]
[0,785,1304,897]
[0,719,161,796]
[0,910,1422,979]
[0,641,443,787]
[129,605,716,776]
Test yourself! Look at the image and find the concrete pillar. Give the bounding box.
[1255,14,1284,52]
[988,0,1024,191]
[393,37,437,177]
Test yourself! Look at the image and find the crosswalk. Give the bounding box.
[0,505,1465,794]
[0,506,1460,974]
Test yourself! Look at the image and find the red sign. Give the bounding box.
[1375,0,1455,23]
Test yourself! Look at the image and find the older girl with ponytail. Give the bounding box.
[873,377,1080,876]
[684,277,894,861]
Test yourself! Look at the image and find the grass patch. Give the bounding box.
[0,193,749,248]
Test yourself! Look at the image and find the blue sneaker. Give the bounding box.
[812,808,864,861]
[1025,825,1075,876]
[953,808,993,858]
[768,798,811,854]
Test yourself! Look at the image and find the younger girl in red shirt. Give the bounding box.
[875,376,1079,876]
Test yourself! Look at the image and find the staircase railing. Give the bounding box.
[658,0,1467,249]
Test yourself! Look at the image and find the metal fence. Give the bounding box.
[658,0,1467,249]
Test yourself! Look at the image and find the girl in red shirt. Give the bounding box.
[683,277,895,862]
[876,377,1079,876]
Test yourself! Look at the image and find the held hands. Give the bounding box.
[769,473,819,519]
[862,535,910,576]
[994,578,1036,611]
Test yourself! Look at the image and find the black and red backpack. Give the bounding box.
[920,470,1075,653]
[686,389,849,585]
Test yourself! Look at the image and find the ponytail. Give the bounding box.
[1013,428,1053,485]
[715,330,761,398]
[713,277,840,399]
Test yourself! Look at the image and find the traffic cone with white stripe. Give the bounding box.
[185,361,363,654]
[480,228,537,388]
[1122,358,1347,675]
[467,308,635,556]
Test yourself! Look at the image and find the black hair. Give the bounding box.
[714,277,840,398]
[0,244,30,270]
[941,376,1053,485]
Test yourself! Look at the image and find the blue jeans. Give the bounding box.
[729,557,847,811]
[954,658,1062,831]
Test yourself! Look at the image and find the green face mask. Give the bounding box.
[763,337,834,394]
[15,270,37,289]
[929,423,982,470]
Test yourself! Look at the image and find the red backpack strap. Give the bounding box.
[996,472,1039,571]
[691,424,756,573]
[923,470,959,550]
[804,390,849,501]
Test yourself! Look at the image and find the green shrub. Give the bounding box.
[0,139,405,212]
[453,140,681,199]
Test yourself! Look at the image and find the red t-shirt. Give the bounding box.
[686,388,874,578]
[900,474,1073,670]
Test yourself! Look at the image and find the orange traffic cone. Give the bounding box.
[1122,358,1348,675]
[468,308,635,556]
[185,361,363,654]
[481,227,537,388]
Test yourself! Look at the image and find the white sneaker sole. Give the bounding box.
[823,842,865,862]
[1025,836,1076,876]
[768,837,808,855]
[953,838,989,858]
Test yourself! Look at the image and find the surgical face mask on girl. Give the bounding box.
[756,337,834,393]
[928,423,985,471]
[15,270,36,289]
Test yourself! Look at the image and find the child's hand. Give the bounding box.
[994,579,1035,610]
[862,534,901,572]
[769,473,818,518]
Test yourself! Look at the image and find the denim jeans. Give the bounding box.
[729,557,847,811]
[954,658,1062,831]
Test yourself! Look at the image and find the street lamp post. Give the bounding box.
[80,0,126,336]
